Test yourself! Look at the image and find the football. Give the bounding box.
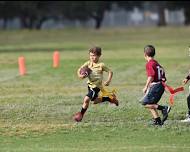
[73,112,83,122]
[79,67,92,77]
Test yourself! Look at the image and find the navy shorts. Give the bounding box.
[142,82,165,105]
[86,86,100,101]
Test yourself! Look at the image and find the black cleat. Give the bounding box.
[162,106,171,123]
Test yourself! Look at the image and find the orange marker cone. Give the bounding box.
[18,56,26,76]
[53,51,60,68]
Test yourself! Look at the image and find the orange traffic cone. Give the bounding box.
[53,51,60,68]
[18,56,26,76]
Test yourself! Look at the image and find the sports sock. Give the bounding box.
[157,105,164,110]
[102,97,111,102]
[81,107,87,115]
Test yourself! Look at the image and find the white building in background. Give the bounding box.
[130,8,144,26]
[101,7,184,28]
[102,7,144,27]
[165,9,185,25]
[0,7,186,29]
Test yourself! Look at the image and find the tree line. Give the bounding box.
[0,1,189,30]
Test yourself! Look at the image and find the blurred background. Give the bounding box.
[0,1,190,30]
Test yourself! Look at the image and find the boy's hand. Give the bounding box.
[104,80,111,86]
[143,86,148,94]
[78,74,86,79]
[183,78,189,85]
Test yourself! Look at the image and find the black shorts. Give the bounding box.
[86,86,100,101]
[142,82,165,105]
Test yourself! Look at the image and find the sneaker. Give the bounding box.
[110,93,119,106]
[73,112,83,122]
[162,106,171,123]
[181,115,190,123]
[149,118,163,126]
[154,121,163,126]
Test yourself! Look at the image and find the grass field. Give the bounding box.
[0,27,190,152]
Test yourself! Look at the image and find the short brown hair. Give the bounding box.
[89,46,102,56]
[144,45,155,57]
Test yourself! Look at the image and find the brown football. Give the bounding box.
[73,112,83,122]
[80,67,91,77]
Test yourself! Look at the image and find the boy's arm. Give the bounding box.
[104,70,113,86]
[77,61,89,79]
[186,73,190,80]
[143,76,153,93]
[77,68,86,79]
[183,73,190,84]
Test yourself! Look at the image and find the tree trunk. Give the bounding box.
[35,17,48,30]
[20,15,29,29]
[157,5,166,26]
[93,12,104,30]
[95,17,102,29]
[184,8,190,25]
[28,16,36,29]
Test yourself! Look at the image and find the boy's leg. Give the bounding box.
[93,97,104,104]
[98,88,119,106]
[145,104,165,111]
[145,104,158,109]
[187,94,190,115]
[145,104,171,124]
[74,87,101,122]
[181,94,190,122]
[142,82,171,124]
[148,108,158,118]
[149,109,162,125]
[160,106,171,123]
[145,105,162,125]
[93,94,119,106]
[102,94,119,106]
[81,96,90,116]
[109,93,119,106]
[94,96,118,106]
[93,96,117,105]
[74,96,90,122]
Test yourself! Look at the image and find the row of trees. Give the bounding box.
[0,1,190,29]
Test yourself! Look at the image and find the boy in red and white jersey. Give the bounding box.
[142,45,171,126]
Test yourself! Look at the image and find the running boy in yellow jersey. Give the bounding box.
[74,46,119,122]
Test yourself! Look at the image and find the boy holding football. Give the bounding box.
[74,46,119,122]
[142,45,171,126]
[181,72,190,122]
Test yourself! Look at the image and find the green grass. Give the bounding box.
[0,27,190,151]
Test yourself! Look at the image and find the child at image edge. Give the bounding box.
[142,45,171,126]
[181,72,190,122]
[75,46,119,122]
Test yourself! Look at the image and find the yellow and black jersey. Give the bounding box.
[80,60,110,88]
